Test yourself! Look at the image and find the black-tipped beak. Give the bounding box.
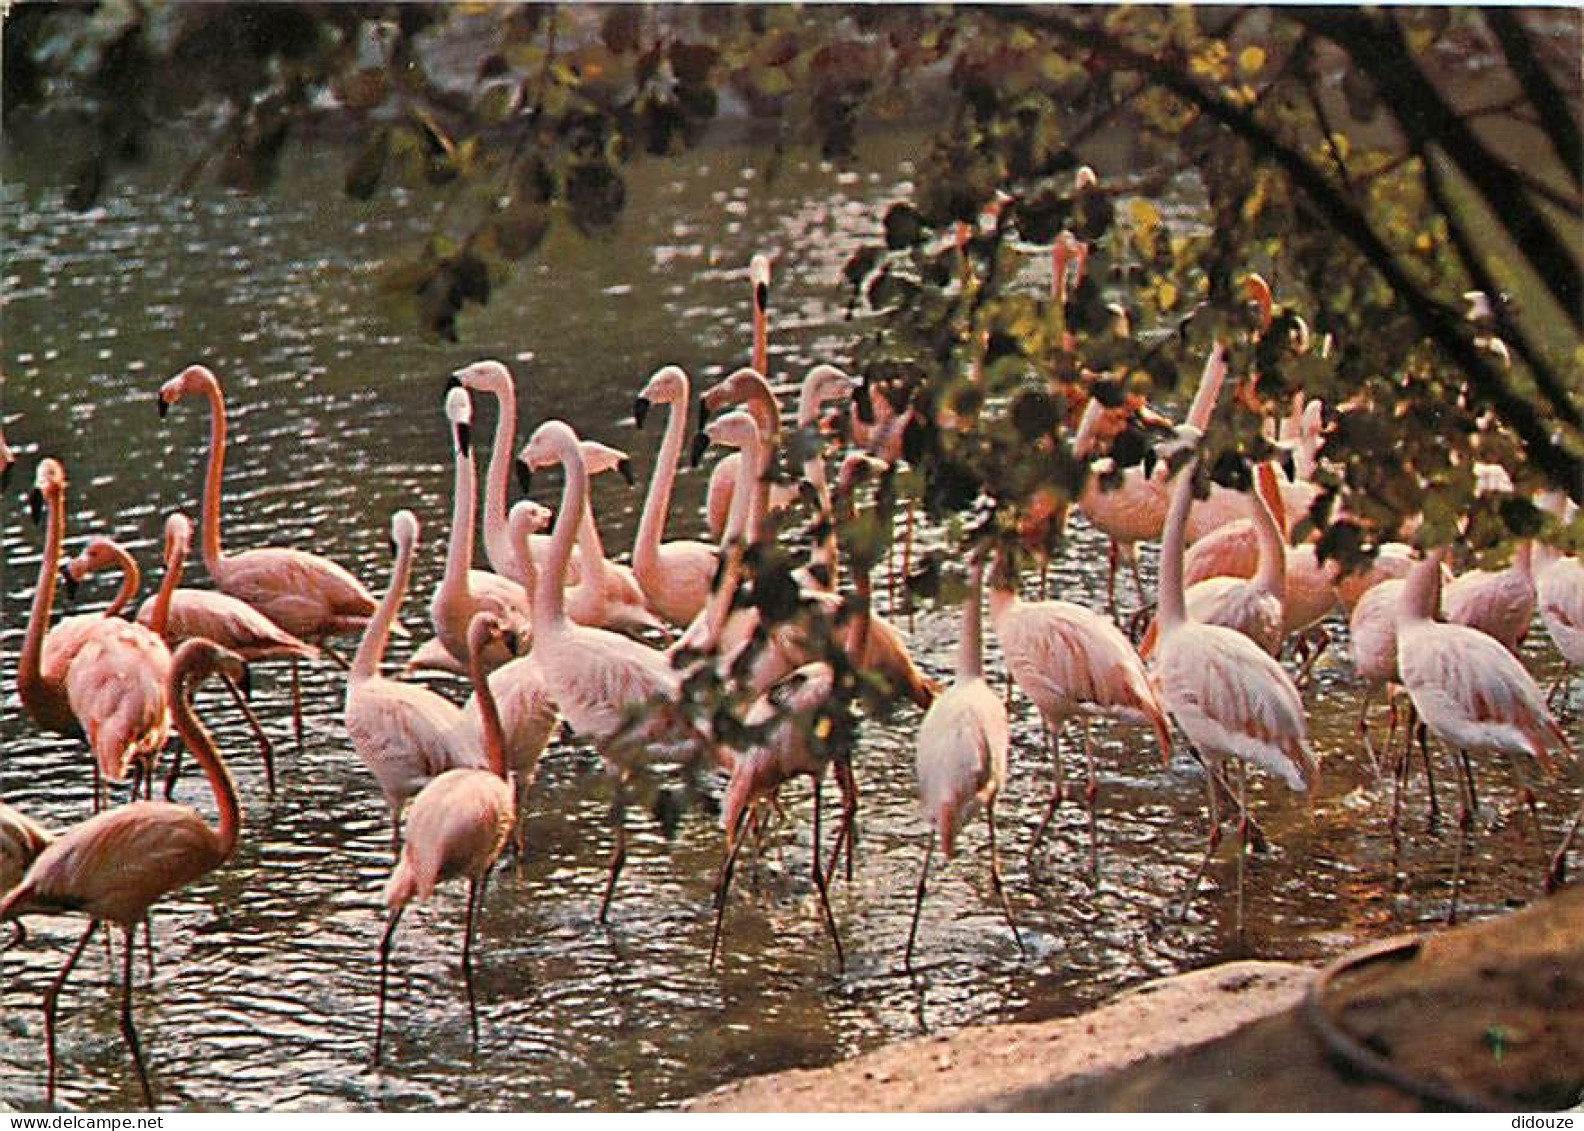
[695,398,709,436]
[28,487,42,525]
[755,281,769,314]
[689,430,711,469]
[1143,448,1159,479]
[855,375,875,425]
[61,564,79,600]
[503,629,521,655]
[617,458,635,487]
[516,459,532,496]
[1,462,11,490]
[157,395,169,419]
[633,397,650,430]
[239,663,253,699]
[455,421,472,458]
[387,536,397,559]
[1278,447,1297,482]
[445,374,462,392]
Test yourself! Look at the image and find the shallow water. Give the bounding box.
[2,126,1577,1112]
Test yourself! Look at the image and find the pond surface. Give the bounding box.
[1,125,1576,1112]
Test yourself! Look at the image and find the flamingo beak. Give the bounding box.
[695,397,710,437]
[503,629,521,655]
[239,663,253,699]
[445,374,462,393]
[633,397,650,430]
[387,536,397,559]
[1,462,11,490]
[689,430,711,469]
[28,487,42,525]
[60,564,79,599]
[455,421,472,458]
[617,458,636,487]
[855,375,875,425]
[516,459,532,496]
[1278,446,1297,482]
[755,280,769,315]
[157,394,169,419]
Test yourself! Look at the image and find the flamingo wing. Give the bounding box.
[382,769,514,908]
[141,589,319,660]
[345,677,476,807]
[65,622,172,782]
[219,547,376,640]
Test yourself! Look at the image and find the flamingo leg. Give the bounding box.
[1126,544,1148,610]
[598,776,630,925]
[1547,796,1583,893]
[1356,685,1382,784]
[708,807,752,970]
[461,877,481,1054]
[291,659,304,753]
[44,920,99,1106]
[1235,760,1249,946]
[1081,718,1099,886]
[119,925,154,1108]
[986,798,1024,956]
[142,914,155,982]
[823,757,859,888]
[903,830,935,976]
[810,778,845,971]
[162,743,185,800]
[1030,722,1066,854]
[221,674,275,796]
[321,644,352,671]
[1105,540,1120,619]
[372,906,405,1066]
[1176,757,1223,923]
[1448,748,1475,926]
[1415,713,1442,830]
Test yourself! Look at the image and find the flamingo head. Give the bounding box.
[634,365,689,429]
[163,513,194,564]
[64,537,125,590]
[516,420,581,493]
[508,500,553,539]
[835,451,889,501]
[1074,164,1098,192]
[29,457,65,525]
[158,364,219,418]
[466,611,514,664]
[1242,273,1274,334]
[450,359,512,398]
[703,409,763,455]
[389,509,419,560]
[799,364,858,424]
[580,440,634,486]
[700,366,772,417]
[750,253,771,311]
[445,386,472,458]
[172,637,248,693]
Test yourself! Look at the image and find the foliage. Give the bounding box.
[6,2,1582,568]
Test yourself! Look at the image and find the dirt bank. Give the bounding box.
[687,886,1584,1112]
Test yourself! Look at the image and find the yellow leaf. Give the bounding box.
[1159,281,1178,310]
[1238,46,1266,75]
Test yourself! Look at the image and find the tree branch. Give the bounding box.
[1485,9,1583,187]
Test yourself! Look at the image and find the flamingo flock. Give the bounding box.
[3,255,1582,1111]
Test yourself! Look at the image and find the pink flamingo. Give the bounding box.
[158,363,381,744]
[1142,462,1288,660]
[1,801,53,950]
[632,364,719,627]
[517,420,717,923]
[905,557,1024,972]
[420,386,531,673]
[344,511,481,855]
[59,538,172,803]
[456,501,560,856]
[1349,577,1409,781]
[0,638,247,1107]
[374,613,517,1064]
[135,513,317,793]
[704,257,774,539]
[560,439,666,636]
[1535,542,1584,703]
[17,459,117,742]
[1154,443,1317,937]
[1443,540,1536,656]
[1395,546,1573,920]
[987,548,1171,880]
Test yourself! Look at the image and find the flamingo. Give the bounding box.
[16,459,118,742]
[1535,542,1584,703]
[987,547,1171,879]
[704,256,773,539]
[374,613,517,1065]
[792,364,861,592]
[1443,540,1536,656]
[58,538,173,803]
[905,557,1024,972]
[157,363,381,745]
[700,365,801,543]
[1,802,53,950]
[420,385,531,673]
[1154,442,1317,937]
[1142,462,1288,660]
[517,420,716,923]
[344,511,480,855]
[455,501,560,856]
[0,638,248,1107]
[0,422,14,487]
[1395,546,1573,921]
[631,364,719,627]
[560,439,666,636]
[1349,577,1409,780]
[135,513,318,793]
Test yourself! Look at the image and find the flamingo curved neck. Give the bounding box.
[481,380,519,577]
[536,437,588,631]
[634,388,688,578]
[1513,539,1534,582]
[1400,548,1445,624]
[1157,457,1197,632]
[197,377,228,577]
[352,534,414,682]
[956,562,986,680]
[96,543,142,618]
[171,661,241,858]
[1185,342,1229,432]
[1251,468,1287,596]
[19,487,68,720]
[694,438,762,648]
[150,531,188,637]
[467,632,509,781]
[442,446,478,601]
